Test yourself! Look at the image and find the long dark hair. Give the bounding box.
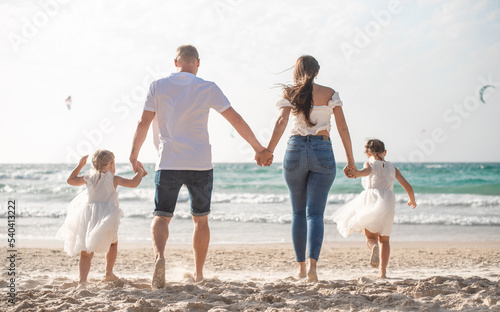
[282,55,320,127]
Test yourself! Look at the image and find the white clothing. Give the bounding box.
[144,72,231,171]
[57,171,123,256]
[332,157,396,237]
[276,92,343,136]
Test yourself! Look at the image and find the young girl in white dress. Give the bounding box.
[57,150,146,288]
[332,139,416,278]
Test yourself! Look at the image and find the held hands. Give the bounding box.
[130,158,147,176]
[343,163,357,178]
[79,155,89,167]
[255,149,274,167]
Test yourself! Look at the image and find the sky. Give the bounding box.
[1,0,500,164]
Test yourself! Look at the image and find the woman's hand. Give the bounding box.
[343,163,357,178]
[255,149,274,167]
[136,161,147,176]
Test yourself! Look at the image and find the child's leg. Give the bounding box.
[79,251,94,285]
[104,242,119,281]
[364,229,378,250]
[364,229,379,268]
[378,235,390,278]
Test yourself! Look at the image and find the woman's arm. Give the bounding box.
[67,155,88,186]
[395,168,417,209]
[332,106,356,177]
[257,107,291,166]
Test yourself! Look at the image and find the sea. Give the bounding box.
[1,162,499,245]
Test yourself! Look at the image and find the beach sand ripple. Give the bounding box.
[4,243,500,311]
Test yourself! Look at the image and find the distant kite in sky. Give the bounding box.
[479,85,495,103]
[65,96,72,110]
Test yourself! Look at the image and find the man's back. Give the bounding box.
[144,72,231,171]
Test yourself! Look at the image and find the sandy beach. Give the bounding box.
[2,241,499,311]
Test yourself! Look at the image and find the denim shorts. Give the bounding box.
[154,169,213,217]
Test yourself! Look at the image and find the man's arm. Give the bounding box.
[220,107,265,154]
[129,110,155,172]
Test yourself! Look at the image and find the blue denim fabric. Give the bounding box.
[154,169,213,217]
[283,135,336,262]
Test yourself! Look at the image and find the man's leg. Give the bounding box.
[192,215,209,282]
[151,215,171,289]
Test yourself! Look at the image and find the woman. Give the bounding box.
[258,55,356,282]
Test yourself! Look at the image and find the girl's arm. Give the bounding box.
[114,166,146,188]
[333,106,356,177]
[395,168,417,209]
[349,161,372,178]
[67,155,88,186]
[260,107,292,165]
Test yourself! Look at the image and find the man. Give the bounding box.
[129,45,266,289]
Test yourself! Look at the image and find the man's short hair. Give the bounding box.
[175,45,199,63]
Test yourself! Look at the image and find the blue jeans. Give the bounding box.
[283,135,336,262]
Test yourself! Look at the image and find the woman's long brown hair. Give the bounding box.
[282,55,320,127]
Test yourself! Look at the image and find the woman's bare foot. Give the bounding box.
[370,244,380,268]
[102,273,119,282]
[307,259,318,283]
[307,271,318,283]
[183,272,203,283]
[297,262,306,279]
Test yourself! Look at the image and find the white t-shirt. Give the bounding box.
[144,72,231,170]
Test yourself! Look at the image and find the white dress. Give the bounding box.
[332,157,396,237]
[57,170,123,256]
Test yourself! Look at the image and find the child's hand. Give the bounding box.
[79,155,88,167]
[407,200,417,209]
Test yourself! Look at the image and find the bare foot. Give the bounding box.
[151,259,166,290]
[102,273,119,282]
[183,272,203,283]
[370,244,380,268]
[76,282,87,290]
[379,270,387,279]
[297,262,306,279]
[307,271,318,283]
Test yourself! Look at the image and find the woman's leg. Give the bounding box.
[305,170,335,281]
[104,242,119,281]
[306,143,335,281]
[378,235,390,278]
[79,251,94,285]
[283,144,308,274]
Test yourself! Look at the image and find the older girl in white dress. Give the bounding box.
[332,139,416,278]
[57,150,146,288]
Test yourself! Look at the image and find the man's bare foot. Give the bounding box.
[151,259,166,290]
[102,273,119,282]
[370,244,380,268]
[183,272,203,283]
[307,271,318,283]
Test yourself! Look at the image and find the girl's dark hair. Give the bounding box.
[365,139,386,155]
[282,55,320,127]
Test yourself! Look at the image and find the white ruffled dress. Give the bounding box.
[57,170,123,256]
[332,157,396,237]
